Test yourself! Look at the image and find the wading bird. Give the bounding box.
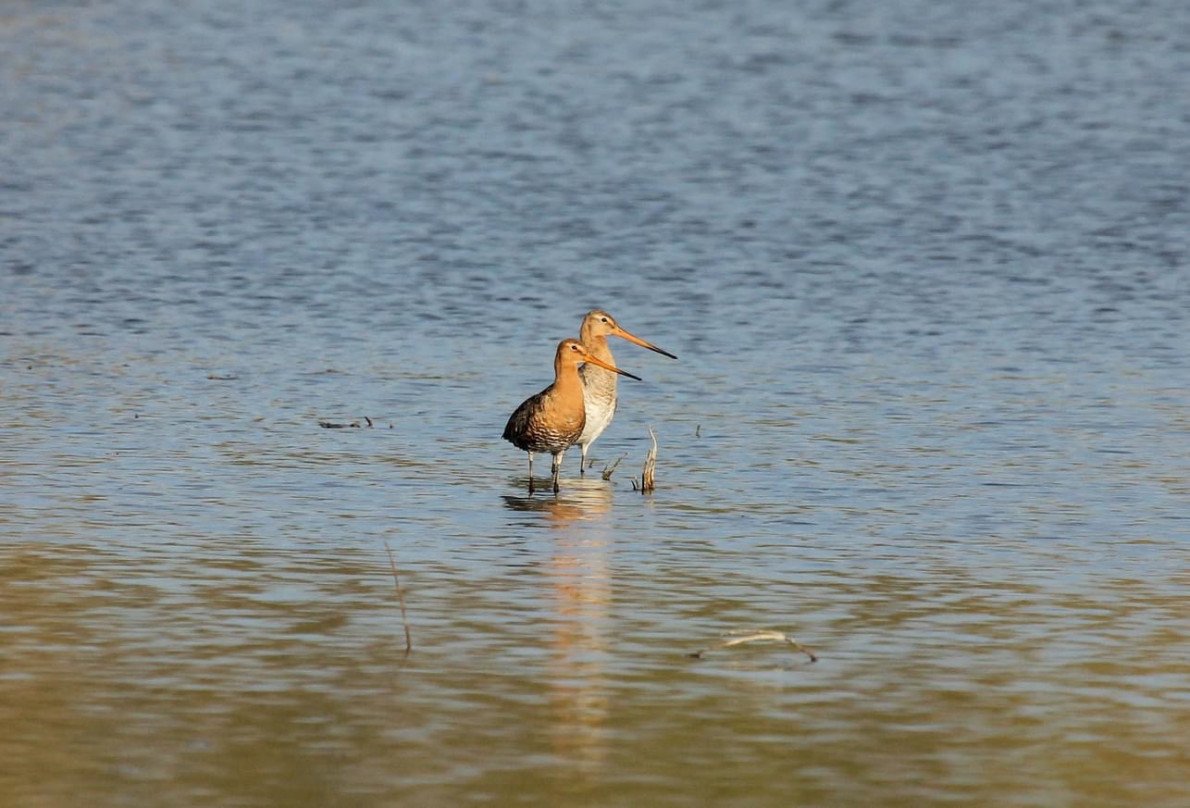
[504,338,641,494]
[576,310,677,473]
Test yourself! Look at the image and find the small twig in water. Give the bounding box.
[384,541,413,654]
[364,416,373,428]
[688,630,817,663]
[601,453,627,481]
[640,427,657,493]
[695,424,701,438]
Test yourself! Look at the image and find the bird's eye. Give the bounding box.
[600,317,609,323]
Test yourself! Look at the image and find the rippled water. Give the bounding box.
[2,0,1188,805]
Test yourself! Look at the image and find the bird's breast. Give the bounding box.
[503,389,586,454]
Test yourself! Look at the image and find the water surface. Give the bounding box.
[2,0,1188,805]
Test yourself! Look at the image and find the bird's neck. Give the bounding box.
[583,334,614,365]
[578,336,618,394]
[552,358,584,397]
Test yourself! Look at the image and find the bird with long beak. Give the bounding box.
[575,310,677,473]
[504,338,641,494]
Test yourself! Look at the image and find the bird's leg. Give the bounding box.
[580,444,588,475]
[551,453,561,494]
[527,452,535,495]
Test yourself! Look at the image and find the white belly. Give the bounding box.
[578,388,616,449]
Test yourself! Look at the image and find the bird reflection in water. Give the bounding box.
[502,477,613,775]
[500,476,614,524]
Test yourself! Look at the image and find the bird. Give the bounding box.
[503,338,641,494]
[575,310,677,474]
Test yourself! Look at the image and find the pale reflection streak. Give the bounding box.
[504,478,614,776]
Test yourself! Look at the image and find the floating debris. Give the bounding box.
[689,630,817,663]
[318,417,375,429]
[695,424,701,438]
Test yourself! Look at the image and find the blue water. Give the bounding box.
[2,1,1187,805]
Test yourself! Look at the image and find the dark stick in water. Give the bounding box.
[601,453,627,481]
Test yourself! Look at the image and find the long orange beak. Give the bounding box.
[582,352,641,381]
[611,325,678,359]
